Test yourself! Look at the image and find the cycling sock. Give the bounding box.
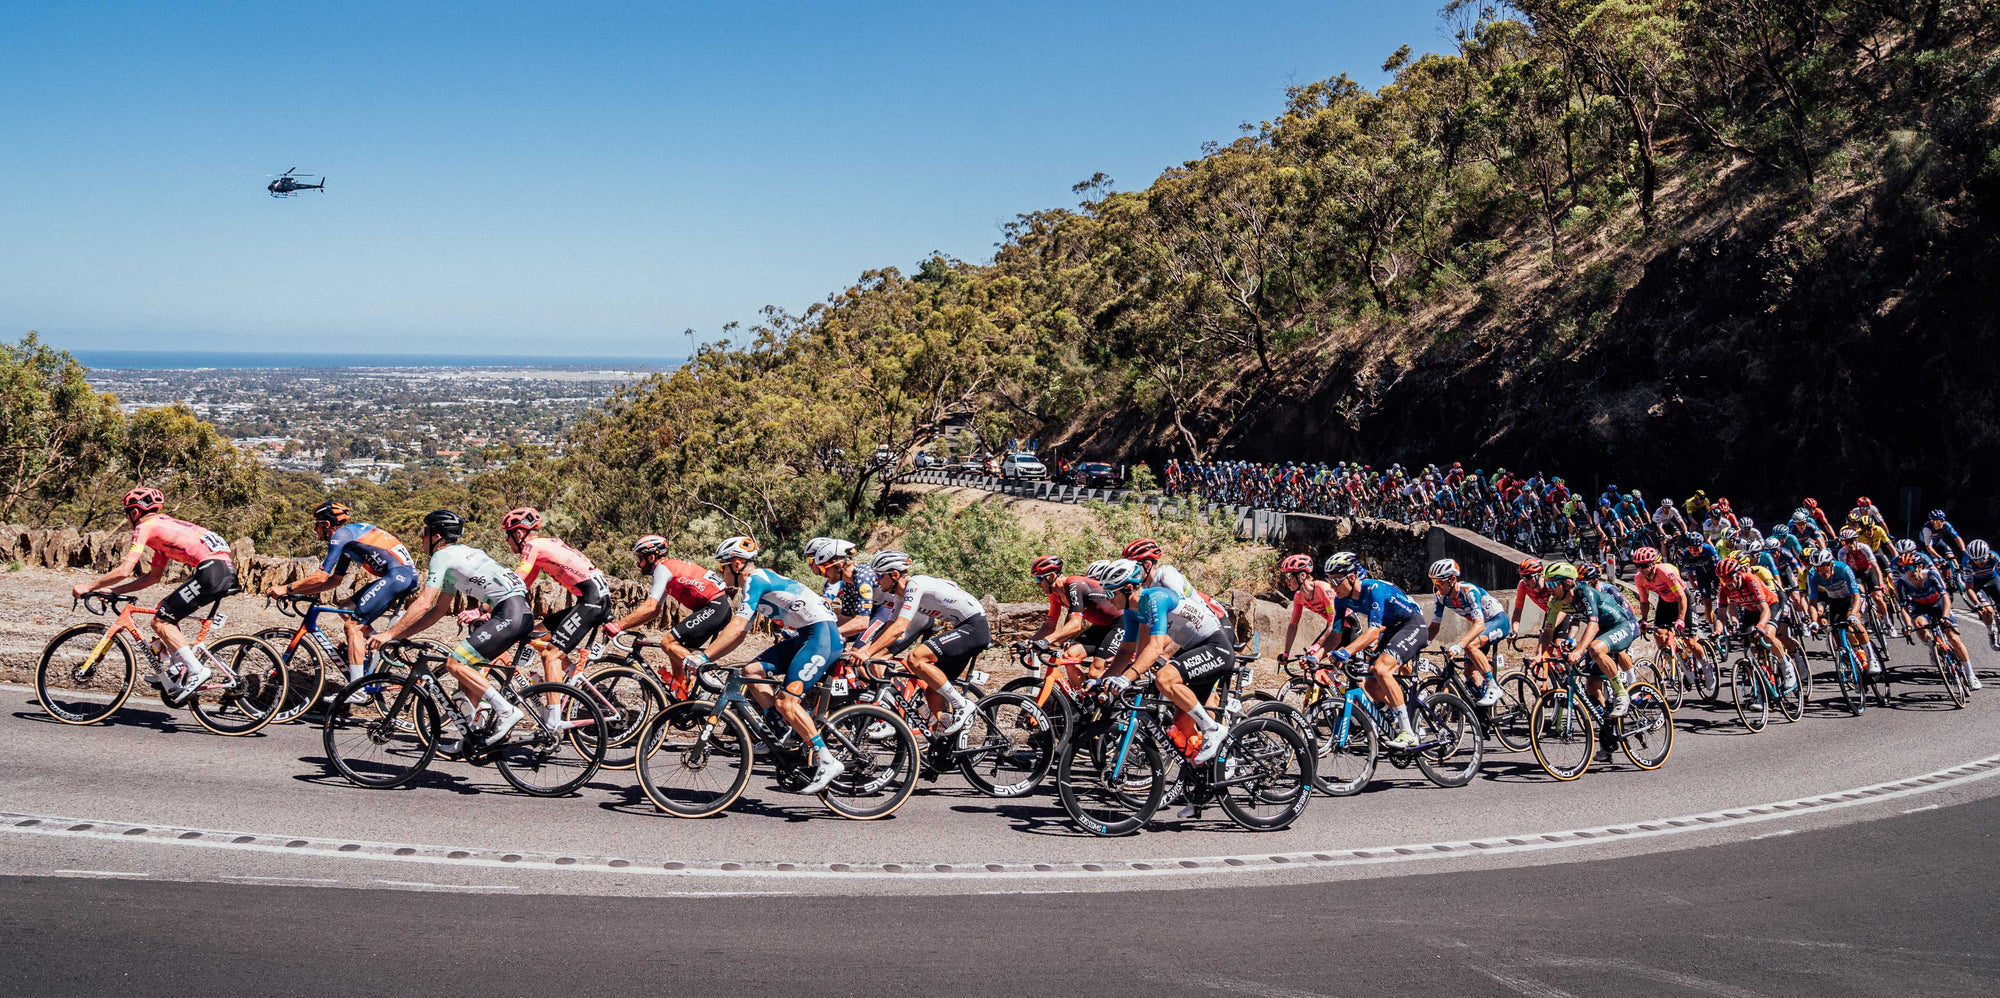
[174,646,201,672]
[1392,704,1412,735]
[481,687,510,711]
[809,734,832,764]
[1189,703,1219,733]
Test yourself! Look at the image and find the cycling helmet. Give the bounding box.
[501,507,542,532]
[1578,562,1603,581]
[1897,539,1917,554]
[1804,498,1819,509]
[870,549,911,576]
[1598,497,1613,508]
[1542,562,1579,582]
[1929,509,1947,521]
[1739,516,1756,530]
[801,537,834,563]
[1971,539,1991,560]
[311,500,351,524]
[1121,538,1162,563]
[1517,557,1544,577]
[812,539,857,566]
[1857,496,1873,507]
[1682,532,1704,547]
[714,536,761,562]
[1084,560,1112,581]
[1811,548,1835,567]
[1662,498,1676,508]
[1792,508,1809,522]
[1718,557,1744,578]
[421,509,465,541]
[1031,554,1064,578]
[1631,546,1660,566]
[1605,484,1617,493]
[1280,553,1314,574]
[632,534,670,561]
[1428,558,1461,580]
[1895,552,1924,572]
[1620,492,1633,502]
[1838,528,1858,542]
[1100,558,1146,591]
[122,487,165,515]
[1323,551,1362,578]
[1716,497,1732,509]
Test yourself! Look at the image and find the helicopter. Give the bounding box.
[266,168,326,197]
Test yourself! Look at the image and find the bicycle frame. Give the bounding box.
[81,594,222,684]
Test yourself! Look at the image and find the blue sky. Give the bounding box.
[2,1,1448,359]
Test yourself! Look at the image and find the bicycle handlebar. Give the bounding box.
[75,591,138,616]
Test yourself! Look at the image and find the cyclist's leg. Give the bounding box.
[447,596,533,737]
[662,596,731,684]
[152,560,236,686]
[343,566,417,683]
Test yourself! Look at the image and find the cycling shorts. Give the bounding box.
[1908,597,1954,626]
[541,575,611,653]
[669,595,731,649]
[1078,622,1122,660]
[1377,615,1427,666]
[1974,577,2000,609]
[1649,598,1684,629]
[155,560,236,625]
[1595,618,1639,654]
[349,564,418,625]
[1167,631,1238,701]
[757,620,840,697]
[457,595,533,665]
[1822,595,1854,623]
[1472,614,1511,643]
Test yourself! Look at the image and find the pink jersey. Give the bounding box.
[1288,580,1339,624]
[514,537,603,595]
[124,514,232,570]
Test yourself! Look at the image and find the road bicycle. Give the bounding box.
[1908,618,1972,708]
[1526,654,1673,781]
[1279,653,1483,796]
[38,591,287,736]
[1416,644,1532,752]
[1056,678,1312,836]
[258,593,380,724]
[1721,626,1805,732]
[633,661,919,820]
[321,638,607,797]
[1819,609,1885,715]
[849,656,1051,798]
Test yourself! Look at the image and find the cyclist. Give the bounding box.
[1920,510,1968,575]
[72,487,238,697]
[846,550,985,735]
[1894,551,1979,690]
[683,536,848,792]
[1630,546,1690,651]
[1964,539,2000,651]
[1277,553,1341,662]
[1325,554,1426,748]
[1096,558,1235,766]
[1122,537,1227,621]
[266,500,418,689]
[1425,558,1508,706]
[1510,556,1555,639]
[367,510,532,745]
[1542,561,1637,714]
[1677,531,1723,629]
[1836,528,1894,630]
[1650,498,1689,543]
[1685,490,1712,526]
[1849,496,1889,534]
[1805,549,1878,676]
[603,535,730,686]
[1027,554,1123,682]
[804,538,880,641]
[502,507,610,687]
[1716,557,1798,693]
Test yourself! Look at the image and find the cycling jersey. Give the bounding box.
[124,514,232,570]
[424,544,528,606]
[1120,586,1222,648]
[1432,581,1504,624]
[1966,553,1999,583]
[1895,567,1951,608]
[1567,582,1635,629]
[648,558,727,610]
[1514,578,1551,613]
[1680,541,1721,574]
[820,564,879,619]
[1921,522,1962,553]
[1718,572,1777,610]
[734,567,837,629]
[514,537,605,597]
[1288,579,1339,624]
[1633,564,1687,607]
[1857,524,1892,554]
[1838,543,1879,579]
[319,522,413,577]
[1806,563,1863,602]
[1048,576,1121,628]
[1335,578,1422,632]
[883,575,985,628]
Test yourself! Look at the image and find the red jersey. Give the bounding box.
[1048,576,1121,628]
[1719,572,1777,609]
[123,514,232,570]
[647,558,726,610]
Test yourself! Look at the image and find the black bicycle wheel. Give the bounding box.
[1413,691,1483,788]
[258,627,327,724]
[188,636,288,736]
[1615,683,1673,770]
[1695,649,1723,703]
[1934,643,1970,708]
[494,682,605,797]
[1776,650,1807,723]
[1216,716,1312,831]
[635,701,752,818]
[1057,719,1164,836]
[36,623,137,725]
[322,674,439,789]
[1731,659,1770,732]
[1491,674,1537,752]
[577,665,668,771]
[1528,689,1593,781]
[1833,645,1864,716]
[957,692,1055,798]
[818,703,919,820]
[1304,699,1377,796]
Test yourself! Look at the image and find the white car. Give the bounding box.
[1001,452,1047,479]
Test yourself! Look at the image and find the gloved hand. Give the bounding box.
[1330,648,1351,663]
[602,622,623,637]
[681,652,710,671]
[1103,675,1131,694]
[1030,638,1052,653]
[1447,643,1465,658]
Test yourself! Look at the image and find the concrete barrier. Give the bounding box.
[1427,524,1531,595]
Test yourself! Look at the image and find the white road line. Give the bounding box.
[374,880,518,891]
[1749,829,1796,840]
[220,875,341,883]
[1902,804,1941,813]
[54,869,149,877]
[1525,956,1768,998]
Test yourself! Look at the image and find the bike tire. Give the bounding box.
[958,691,1055,798]
[1215,716,1313,831]
[188,636,288,736]
[322,674,439,789]
[819,703,919,820]
[1696,650,1723,703]
[1492,674,1537,752]
[1304,699,1377,796]
[635,701,752,818]
[495,682,605,797]
[1058,720,1165,836]
[1934,643,1970,709]
[1779,647,1808,722]
[36,623,137,725]
[1834,645,1865,716]
[1732,659,1769,732]
[1413,691,1483,788]
[1615,683,1673,770]
[258,627,327,725]
[577,665,669,771]
[1528,689,1593,781]
[1652,651,1685,712]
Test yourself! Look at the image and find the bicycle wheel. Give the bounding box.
[1528,689,1593,781]
[258,628,327,724]
[1934,643,1970,708]
[1732,659,1769,732]
[1866,606,1890,657]
[1058,720,1164,836]
[820,703,919,820]
[1304,700,1377,796]
[188,636,288,736]
[1490,674,1537,752]
[1413,692,1483,788]
[1630,658,1664,696]
[494,682,605,796]
[1650,651,1684,712]
[1833,646,1865,715]
[322,674,439,789]
[577,665,668,771]
[36,623,137,725]
[1695,649,1723,703]
[1215,716,1312,831]
[957,692,1055,798]
[1615,683,1673,770]
[1779,647,1808,722]
[635,701,752,818]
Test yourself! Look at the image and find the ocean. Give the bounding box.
[72,349,681,371]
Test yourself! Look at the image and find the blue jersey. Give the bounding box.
[1806,562,1862,602]
[734,568,836,629]
[821,565,879,619]
[1119,586,1222,647]
[320,522,414,578]
[1335,578,1421,631]
[1894,568,1950,607]
[1432,581,1504,624]
[1967,553,2000,584]
[1680,542,1720,572]
[1920,522,1962,554]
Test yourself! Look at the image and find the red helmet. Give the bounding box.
[1280,553,1314,574]
[1121,538,1162,563]
[1715,497,1732,510]
[1631,546,1660,566]
[1857,496,1873,507]
[501,507,543,532]
[1718,557,1744,578]
[1517,557,1544,577]
[1030,554,1063,578]
[1803,498,1819,509]
[122,487,165,515]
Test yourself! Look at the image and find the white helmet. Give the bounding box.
[870,549,911,576]
[1897,539,1918,554]
[1971,539,1992,560]
[1428,558,1461,580]
[1811,548,1835,566]
[1084,559,1113,581]
[714,536,760,562]
[808,538,856,566]
[1100,558,1145,591]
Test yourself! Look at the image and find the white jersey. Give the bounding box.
[423,544,528,606]
[884,575,985,627]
